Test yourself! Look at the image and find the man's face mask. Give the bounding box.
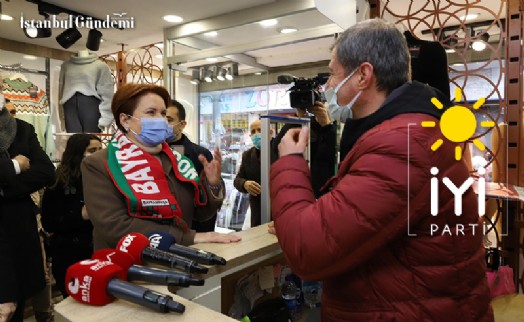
[323,67,362,122]
[127,115,174,146]
[251,133,262,149]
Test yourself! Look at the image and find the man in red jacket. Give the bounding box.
[270,19,493,322]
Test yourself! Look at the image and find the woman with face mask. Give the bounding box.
[41,133,102,297]
[81,84,240,252]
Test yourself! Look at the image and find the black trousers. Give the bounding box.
[64,92,101,133]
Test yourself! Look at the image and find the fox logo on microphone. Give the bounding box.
[148,233,162,248]
[119,234,136,253]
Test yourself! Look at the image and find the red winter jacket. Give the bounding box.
[270,111,493,322]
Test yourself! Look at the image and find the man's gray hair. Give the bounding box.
[335,18,410,94]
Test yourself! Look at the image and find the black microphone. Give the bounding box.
[117,233,209,274]
[66,260,186,313]
[92,249,204,287]
[108,278,185,313]
[277,74,296,84]
[148,231,227,266]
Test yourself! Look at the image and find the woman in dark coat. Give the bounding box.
[41,134,102,297]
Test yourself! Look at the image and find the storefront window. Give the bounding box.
[198,80,294,231]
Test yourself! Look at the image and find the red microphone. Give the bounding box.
[116,233,208,274]
[65,259,185,313]
[92,249,204,287]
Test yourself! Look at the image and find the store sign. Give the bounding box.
[20,13,135,30]
[199,84,293,115]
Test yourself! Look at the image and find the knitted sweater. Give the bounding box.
[1,78,55,158]
[59,53,114,129]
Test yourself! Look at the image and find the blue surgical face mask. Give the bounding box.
[324,67,362,122]
[127,115,174,146]
[251,133,262,149]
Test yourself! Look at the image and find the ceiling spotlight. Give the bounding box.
[204,68,213,82]
[225,67,233,80]
[86,29,103,51]
[217,68,227,81]
[23,13,51,39]
[206,57,218,62]
[258,19,278,27]
[204,31,218,37]
[191,69,200,85]
[1,14,13,21]
[24,25,52,38]
[471,32,489,51]
[279,27,298,34]
[163,15,183,23]
[56,27,82,49]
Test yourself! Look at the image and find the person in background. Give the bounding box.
[270,19,493,322]
[233,120,275,228]
[272,104,337,198]
[6,100,55,321]
[0,93,55,322]
[81,84,240,250]
[41,134,102,298]
[166,99,217,232]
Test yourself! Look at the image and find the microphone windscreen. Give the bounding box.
[116,233,151,265]
[147,231,176,251]
[277,74,295,84]
[65,260,124,306]
[92,249,136,278]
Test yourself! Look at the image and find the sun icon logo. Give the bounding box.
[421,88,495,161]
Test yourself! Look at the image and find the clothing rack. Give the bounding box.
[0,63,48,76]
[0,60,51,102]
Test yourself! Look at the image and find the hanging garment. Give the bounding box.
[1,77,55,158]
[404,31,451,99]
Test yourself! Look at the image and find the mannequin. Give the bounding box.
[77,49,90,58]
[59,50,114,133]
[404,30,451,99]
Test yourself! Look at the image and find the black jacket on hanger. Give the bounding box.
[404,31,451,99]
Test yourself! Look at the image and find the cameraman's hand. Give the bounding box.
[295,108,307,118]
[308,101,331,127]
[244,180,261,196]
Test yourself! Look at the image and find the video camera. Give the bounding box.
[277,73,330,110]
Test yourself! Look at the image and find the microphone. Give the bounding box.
[116,233,209,274]
[277,74,296,84]
[148,231,226,266]
[65,259,185,313]
[92,249,205,287]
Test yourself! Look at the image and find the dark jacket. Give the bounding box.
[234,147,263,227]
[0,119,55,303]
[273,117,337,198]
[167,134,212,175]
[270,82,493,322]
[41,178,93,253]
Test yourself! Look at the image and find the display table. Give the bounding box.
[55,223,282,321]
